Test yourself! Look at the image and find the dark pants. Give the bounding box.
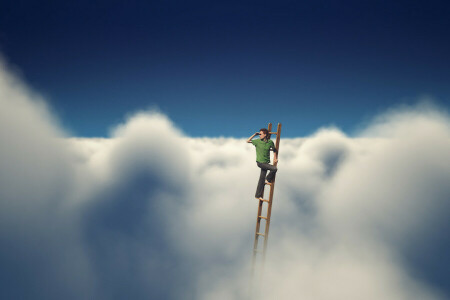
[255,162,278,198]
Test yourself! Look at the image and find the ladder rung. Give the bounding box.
[265,181,272,185]
[257,198,269,203]
[269,132,277,135]
[256,232,265,237]
[259,216,268,220]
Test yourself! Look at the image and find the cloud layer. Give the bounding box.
[1,58,450,299]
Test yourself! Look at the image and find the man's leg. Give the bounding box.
[255,167,267,198]
[258,162,278,183]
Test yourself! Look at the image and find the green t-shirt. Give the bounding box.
[252,139,275,163]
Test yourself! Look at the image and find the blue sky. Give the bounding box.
[1,0,450,138]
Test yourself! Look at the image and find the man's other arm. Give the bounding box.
[271,144,278,162]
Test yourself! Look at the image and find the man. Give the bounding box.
[247,128,278,199]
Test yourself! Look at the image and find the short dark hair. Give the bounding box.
[259,128,271,140]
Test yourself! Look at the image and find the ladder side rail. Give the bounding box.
[252,201,264,255]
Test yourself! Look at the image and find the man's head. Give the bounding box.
[259,128,270,140]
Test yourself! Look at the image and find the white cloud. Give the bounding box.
[1,57,449,299]
[0,57,96,299]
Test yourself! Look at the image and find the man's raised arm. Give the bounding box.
[247,132,259,143]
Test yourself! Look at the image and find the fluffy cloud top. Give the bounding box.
[1,57,449,299]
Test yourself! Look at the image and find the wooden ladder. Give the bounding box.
[251,122,282,275]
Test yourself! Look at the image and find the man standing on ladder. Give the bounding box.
[247,128,278,199]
